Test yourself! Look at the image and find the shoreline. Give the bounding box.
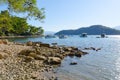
[0,35,43,39]
[0,40,88,80]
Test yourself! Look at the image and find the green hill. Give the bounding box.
[55,25,120,35]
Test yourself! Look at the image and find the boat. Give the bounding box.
[101,33,106,38]
[96,33,108,38]
[45,35,56,39]
[80,33,87,37]
[58,35,67,39]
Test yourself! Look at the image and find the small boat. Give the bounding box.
[45,35,56,39]
[70,62,77,65]
[101,33,106,38]
[58,35,67,39]
[80,33,87,37]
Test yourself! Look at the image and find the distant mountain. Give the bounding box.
[55,25,120,35]
[114,26,120,30]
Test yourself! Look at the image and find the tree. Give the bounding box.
[28,25,44,35]
[0,0,45,21]
[36,27,44,35]
[11,16,29,35]
[0,10,13,36]
[0,10,44,36]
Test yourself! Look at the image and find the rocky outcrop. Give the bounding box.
[0,40,89,80]
[18,41,88,66]
[48,57,62,65]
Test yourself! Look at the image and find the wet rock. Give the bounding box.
[75,52,82,57]
[96,48,101,51]
[82,52,88,55]
[51,43,57,46]
[40,43,50,47]
[68,52,75,57]
[64,47,72,51]
[70,62,77,65]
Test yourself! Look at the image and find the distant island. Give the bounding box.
[55,25,120,35]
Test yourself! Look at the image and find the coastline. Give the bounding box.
[0,35,43,39]
[0,40,88,80]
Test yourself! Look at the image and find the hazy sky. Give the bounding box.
[1,0,120,32]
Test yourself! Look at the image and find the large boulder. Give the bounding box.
[0,52,8,59]
[48,57,62,65]
[64,47,72,51]
[75,52,82,57]
[26,41,33,46]
[40,43,50,47]
[34,55,46,60]
[0,39,9,44]
[18,49,35,56]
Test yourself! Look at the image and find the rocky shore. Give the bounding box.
[0,39,88,80]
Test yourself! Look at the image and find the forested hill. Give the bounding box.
[55,25,120,35]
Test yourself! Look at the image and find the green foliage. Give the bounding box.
[28,25,44,35]
[0,0,45,21]
[0,10,44,36]
[0,10,12,36]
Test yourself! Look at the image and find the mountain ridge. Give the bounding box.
[55,25,120,35]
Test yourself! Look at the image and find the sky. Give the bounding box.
[1,0,120,32]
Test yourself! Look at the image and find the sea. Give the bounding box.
[9,35,120,80]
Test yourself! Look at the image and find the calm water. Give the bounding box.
[9,35,120,80]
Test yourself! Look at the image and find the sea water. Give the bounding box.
[10,35,120,80]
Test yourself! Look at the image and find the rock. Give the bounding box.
[24,56,34,62]
[64,47,72,51]
[96,48,101,51]
[28,52,37,58]
[40,43,50,47]
[75,52,82,57]
[35,55,46,60]
[55,54,64,59]
[2,39,9,44]
[18,49,35,56]
[70,62,77,65]
[71,47,78,50]
[68,52,75,57]
[50,46,58,49]
[0,52,8,59]
[48,57,62,65]
[32,42,42,46]
[0,39,9,44]
[26,41,33,46]
[31,72,39,79]
[82,52,88,55]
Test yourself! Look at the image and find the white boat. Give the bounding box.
[80,33,87,37]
